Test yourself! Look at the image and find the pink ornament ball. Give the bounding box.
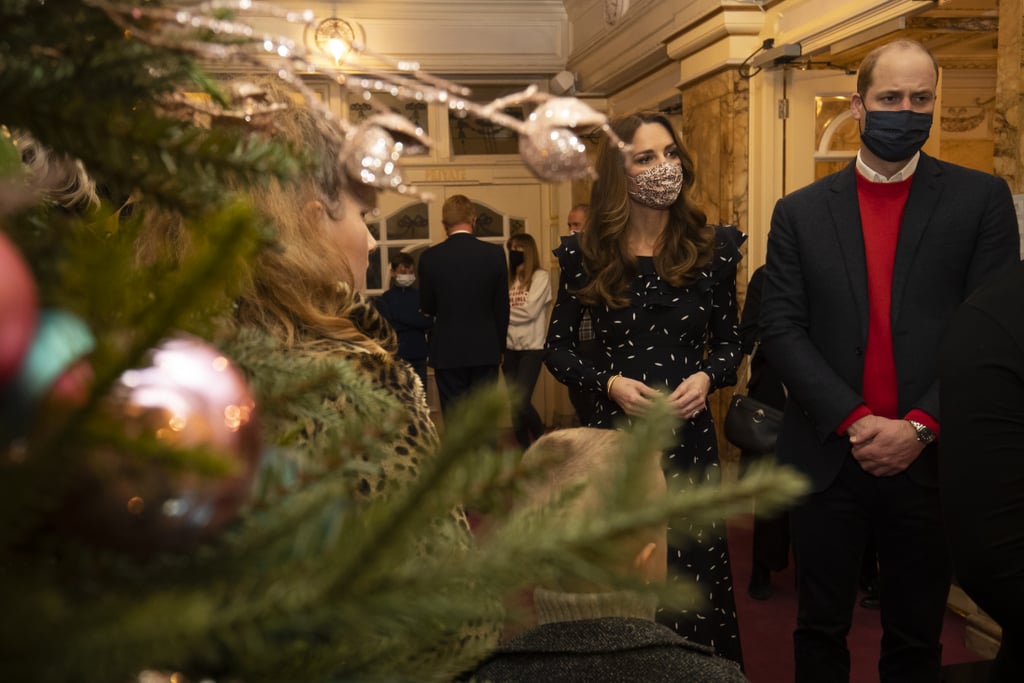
[0,231,38,387]
[59,334,262,556]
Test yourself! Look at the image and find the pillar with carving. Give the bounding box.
[994,0,1024,193]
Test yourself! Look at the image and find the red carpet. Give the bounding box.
[728,514,984,683]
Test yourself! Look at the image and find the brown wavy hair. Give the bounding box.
[136,77,394,357]
[576,111,713,308]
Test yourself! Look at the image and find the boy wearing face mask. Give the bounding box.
[759,39,1019,682]
[376,251,433,389]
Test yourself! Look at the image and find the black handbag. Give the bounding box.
[723,343,783,453]
[723,393,783,454]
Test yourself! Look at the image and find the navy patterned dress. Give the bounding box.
[544,225,745,665]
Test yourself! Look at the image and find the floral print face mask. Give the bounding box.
[627,162,683,209]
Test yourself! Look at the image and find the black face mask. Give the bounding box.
[508,250,525,271]
[859,108,933,162]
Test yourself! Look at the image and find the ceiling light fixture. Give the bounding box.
[312,15,358,65]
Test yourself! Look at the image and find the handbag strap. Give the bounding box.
[741,340,788,399]
[736,341,758,388]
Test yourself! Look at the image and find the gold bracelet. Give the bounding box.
[606,372,623,397]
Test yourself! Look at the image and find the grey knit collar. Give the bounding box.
[534,587,658,624]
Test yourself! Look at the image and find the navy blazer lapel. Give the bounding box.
[891,154,941,324]
[827,164,869,341]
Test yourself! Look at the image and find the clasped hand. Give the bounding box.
[608,372,711,419]
[847,415,925,476]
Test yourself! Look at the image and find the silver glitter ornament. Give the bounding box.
[528,97,609,131]
[345,124,402,189]
[344,113,431,194]
[519,97,622,181]
[519,127,590,182]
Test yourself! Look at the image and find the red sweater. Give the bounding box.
[837,172,938,435]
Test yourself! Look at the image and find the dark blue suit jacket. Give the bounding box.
[375,285,432,362]
[418,232,509,369]
[760,154,1020,492]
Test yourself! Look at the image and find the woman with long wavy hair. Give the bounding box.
[503,232,551,448]
[545,110,746,665]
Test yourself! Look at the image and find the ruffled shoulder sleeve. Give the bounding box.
[712,224,747,275]
[552,233,589,294]
[692,224,746,293]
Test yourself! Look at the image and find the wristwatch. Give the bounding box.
[907,420,936,445]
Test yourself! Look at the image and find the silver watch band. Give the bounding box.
[907,419,935,444]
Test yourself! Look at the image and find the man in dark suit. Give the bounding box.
[419,194,510,418]
[759,39,1020,682]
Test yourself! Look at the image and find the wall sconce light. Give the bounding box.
[313,17,357,65]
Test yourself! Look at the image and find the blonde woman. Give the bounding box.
[135,82,431,497]
[135,78,498,678]
[504,233,551,448]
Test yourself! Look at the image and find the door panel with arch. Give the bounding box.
[784,69,859,194]
[366,196,432,294]
[441,185,543,246]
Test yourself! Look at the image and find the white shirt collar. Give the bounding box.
[447,228,473,236]
[856,150,920,183]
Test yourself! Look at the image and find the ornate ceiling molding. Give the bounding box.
[252,1,570,77]
[604,0,630,25]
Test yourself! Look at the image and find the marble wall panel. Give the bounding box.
[680,69,751,467]
[994,0,1023,192]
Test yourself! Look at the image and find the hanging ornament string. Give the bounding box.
[87,0,631,197]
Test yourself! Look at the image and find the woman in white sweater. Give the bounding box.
[504,233,552,448]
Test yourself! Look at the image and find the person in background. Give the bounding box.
[940,260,1024,683]
[736,264,789,601]
[563,203,601,427]
[504,233,551,449]
[759,39,1020,681]
[566,203,587,235]
[464,428,750,683]
[545,110,745,664]
[418,195,509,419]
[375,251,432,390]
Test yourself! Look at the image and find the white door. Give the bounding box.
[784,69,859,194]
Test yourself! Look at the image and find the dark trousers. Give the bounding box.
[502,349,545,448]
[434,365,500,420]
[753,508,791,572]
[993,629,1023,682]
[743,453,791,572]
[791,454,951,683]
[745,454,790,573]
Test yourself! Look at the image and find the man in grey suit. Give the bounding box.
[418,194,510,418]
[760,39,1019,682]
